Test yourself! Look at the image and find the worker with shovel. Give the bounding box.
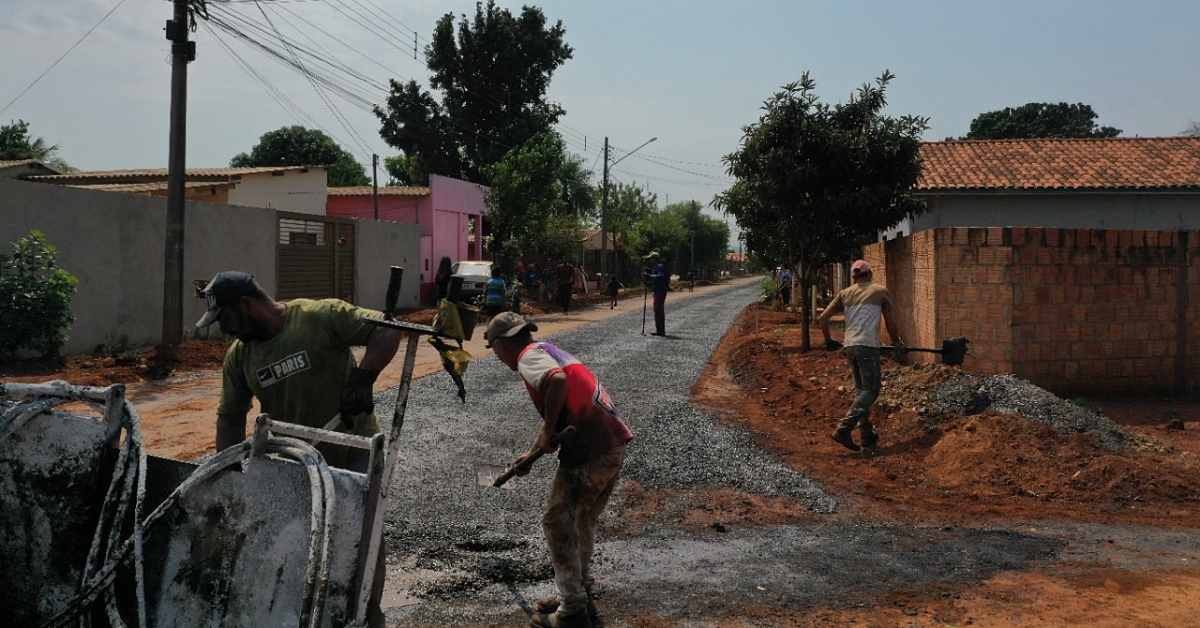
[484,312,634,628]
[197,271,402,471]
[818,260,906,451]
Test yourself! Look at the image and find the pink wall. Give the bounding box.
[327,175,489,304]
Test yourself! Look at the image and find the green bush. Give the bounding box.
[0,230,78,361]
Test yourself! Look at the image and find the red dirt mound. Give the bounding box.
[692,302,1200,528]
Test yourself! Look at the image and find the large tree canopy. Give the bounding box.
[375,0,573,185]
[715,71,927,350]
[482,131,595,272]
[1,120,70,170]
[230,126,369,187]
[963,102,1121,139]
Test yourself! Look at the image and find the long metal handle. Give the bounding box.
[492,426,577,488]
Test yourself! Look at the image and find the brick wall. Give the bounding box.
[864,227,1200,396]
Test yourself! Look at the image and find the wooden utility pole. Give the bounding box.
[162,0,195,345]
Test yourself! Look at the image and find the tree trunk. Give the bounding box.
[799,263,813,352]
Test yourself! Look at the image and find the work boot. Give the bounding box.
[529,608,592,628]
[536,598,600,624]
[860,429,879,449]
[830,429,860,451]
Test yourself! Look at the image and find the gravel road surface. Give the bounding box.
[370,282,1190,626]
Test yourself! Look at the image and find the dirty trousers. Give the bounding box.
[543,444,627,614]
[837,345,881,433]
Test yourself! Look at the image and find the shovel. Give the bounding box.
[883,336,970,366]
[475,426,577,489]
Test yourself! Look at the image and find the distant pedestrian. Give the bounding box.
[435,256,453,302]
[484,312,633,628]
[555,259,575,314]
[606,276,622,309]
[647,252,668,336]
[818,260,906,451]
[778,266,793,308]
[483,266,508,319]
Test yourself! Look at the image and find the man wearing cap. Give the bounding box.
[196,271,401,471]
[818,260,906,451]
[646,252,668,336]
[485,312,633,628]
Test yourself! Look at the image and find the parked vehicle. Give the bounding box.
[451,260,492,300]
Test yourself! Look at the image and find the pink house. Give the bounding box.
[327,174,489,303]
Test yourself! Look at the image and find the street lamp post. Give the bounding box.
[600,136,656,289]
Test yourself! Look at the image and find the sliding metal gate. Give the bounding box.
[276,212,356,303]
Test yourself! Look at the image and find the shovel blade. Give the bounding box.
[474,464,516,489]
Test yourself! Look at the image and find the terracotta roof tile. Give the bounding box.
[27,165,324,181]
[918,137,1200,191]
[326,186,431,196]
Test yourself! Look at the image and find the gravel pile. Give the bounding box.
[927,372,1134,450]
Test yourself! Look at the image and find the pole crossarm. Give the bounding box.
[600,136,656,287]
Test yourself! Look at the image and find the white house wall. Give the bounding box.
[228,169,328,215]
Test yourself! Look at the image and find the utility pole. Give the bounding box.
[162,0,196,346]
[691,200,698,274]
[600,136,656,288]
[372,154,379,220]
[600,137,609,288]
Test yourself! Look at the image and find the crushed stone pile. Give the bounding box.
[927,372,1134,451]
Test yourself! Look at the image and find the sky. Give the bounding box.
[3,0,1199,247]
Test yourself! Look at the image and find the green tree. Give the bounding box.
[230,126,369,187]
[0,230,78,361]
[375,0,573,185]
[482,131,595,272]
[963,102,1121,139]
[668,202,730,276]
[605,183,657,282]
[715,71,928,350]
[0,119,71,170]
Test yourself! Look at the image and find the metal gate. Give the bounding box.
[276,213,356,303]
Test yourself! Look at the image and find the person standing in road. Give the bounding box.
[435,256,454,302]
[647,252,668,336]
[817,260,905,451]
[555,259,576,314]
[485,312,634,628]
[196,270,401,628]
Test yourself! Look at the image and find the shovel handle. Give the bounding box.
[492,426,576,488]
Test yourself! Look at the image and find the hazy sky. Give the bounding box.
[3,0,1198,237]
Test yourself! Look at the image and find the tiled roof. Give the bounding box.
[326,185,430,196]
[27,165,324,182]
[918,137,1200,192]
[0,159,39,168]
[67,181,236,193]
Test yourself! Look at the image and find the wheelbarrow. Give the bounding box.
[883,337,970,366]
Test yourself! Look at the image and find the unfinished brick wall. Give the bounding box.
[864,227,1200,396]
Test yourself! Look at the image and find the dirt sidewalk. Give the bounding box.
[122,277,760,461]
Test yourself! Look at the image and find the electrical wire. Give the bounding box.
[0,0,131,117]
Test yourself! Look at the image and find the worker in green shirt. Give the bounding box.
[196,270,401,471]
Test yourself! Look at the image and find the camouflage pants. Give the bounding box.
[542,444,627,614]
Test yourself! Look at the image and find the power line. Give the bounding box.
[0,0,131,117]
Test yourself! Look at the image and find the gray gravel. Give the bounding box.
[368,282,1172,626]
[927,372,1135,450]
